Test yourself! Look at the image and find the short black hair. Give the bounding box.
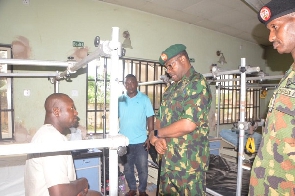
[125,74,137,79]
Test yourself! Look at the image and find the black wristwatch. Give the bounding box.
[154,130,159,138]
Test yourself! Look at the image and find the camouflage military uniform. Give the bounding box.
[157,67,212,196]
[249,65,295,196]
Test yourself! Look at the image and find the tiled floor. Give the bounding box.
[118,157,158,196]
[119,183,157,196]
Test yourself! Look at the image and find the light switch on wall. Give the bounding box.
[23,0,30,5]
[24,90,30,96]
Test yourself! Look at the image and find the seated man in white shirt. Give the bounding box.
[24,93,102,196]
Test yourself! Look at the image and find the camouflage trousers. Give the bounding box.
[159,168,206,196]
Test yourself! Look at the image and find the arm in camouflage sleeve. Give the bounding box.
[155,77,211,138]
[145,115,154,150]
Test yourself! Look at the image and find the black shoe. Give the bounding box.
[139,192,148,196]
[125,190,137,196]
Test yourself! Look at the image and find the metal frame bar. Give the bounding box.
[108,27,121,195]
[206,188,223,196]
[203,66,260,78]
[0,73,58,77]
[57,42,113,80]
[207,75,283,83]
[0,59,70,67]
[0,135,128,156]
[236,58,246,196]
[138,80,164,86]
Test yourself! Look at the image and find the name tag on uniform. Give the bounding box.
[277,87,295,98]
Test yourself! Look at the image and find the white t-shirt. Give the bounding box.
[24,124,76,196]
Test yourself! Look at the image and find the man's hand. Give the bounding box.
[149,130,158,146]
[77,188,87,196]
[85,190,103,196]
[154,138,167,154]
[148,129,167,154]
[49,178,89,196]
[76,178,89,196]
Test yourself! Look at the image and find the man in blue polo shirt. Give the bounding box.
[118,74,154,196]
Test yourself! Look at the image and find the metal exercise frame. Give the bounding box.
[0,27,127,196]
[208,60,281,196]
[206,59,261,196]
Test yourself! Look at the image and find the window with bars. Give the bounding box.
[0,45,14,140]
[86,57,167,134]
[216,74,260,125]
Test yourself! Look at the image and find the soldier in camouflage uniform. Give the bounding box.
[149,44,212,195]
[249,1,295,195]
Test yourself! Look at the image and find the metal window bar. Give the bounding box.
[246,86,249,120]
[234,75,240,123]
[86,57,166,134]
[0,45,14,141]
[217,74,261,125]
[152,62,157,111]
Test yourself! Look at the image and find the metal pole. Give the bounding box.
[207,75,283,83]
[57,43,111,80]
[138,80,164,86]
[0,135,129,156]
[55,80,59,93]
[204,66,260,78]
[236,58,246,196]
[102,57,107,196]
[217,83,221,137]
[0,58,70,67]
[206,188,223,196]
[135,71,282,84]
[0,73,58,77]
[246,83,278,88]
[108,27,121,196]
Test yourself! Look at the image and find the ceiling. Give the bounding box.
[102,0,271,46]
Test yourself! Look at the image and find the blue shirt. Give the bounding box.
[118,91,154,144]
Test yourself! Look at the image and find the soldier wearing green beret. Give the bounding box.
[149,44,212,195]
[249,0,295,195]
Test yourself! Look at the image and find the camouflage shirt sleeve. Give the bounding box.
[182,72,212,128]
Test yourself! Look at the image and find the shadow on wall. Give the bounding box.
[70,47,89,61]
[265,46,293,73]
[11,36,31,59]
[208,106,217,137]
[251,23,292,73]
[251,23,270,48]
[14,121,34,143]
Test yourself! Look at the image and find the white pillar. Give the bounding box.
[109,27,120,196]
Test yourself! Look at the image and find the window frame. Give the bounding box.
[0,45,14,140]
[215,74,260,125]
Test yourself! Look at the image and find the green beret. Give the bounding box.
[159,44,186,65]
[258,0,295,25]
